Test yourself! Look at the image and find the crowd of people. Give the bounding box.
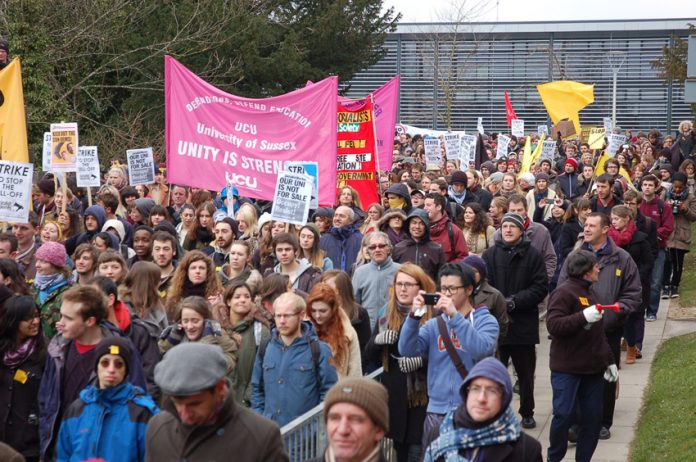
[0,119,694,462]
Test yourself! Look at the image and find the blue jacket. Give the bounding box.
[398,310,499,414]
[56,382,158,462]
[319,225,363,276]
[251,322,338,427]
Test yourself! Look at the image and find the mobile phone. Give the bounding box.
[423,293,441,306]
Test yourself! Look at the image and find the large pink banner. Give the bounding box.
[165,55,338,204]
[339,75,399,171]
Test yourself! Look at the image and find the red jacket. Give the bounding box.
[639,197,674,249]
[429,214,469,263]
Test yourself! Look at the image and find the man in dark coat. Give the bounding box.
[393,208,444,282]
[319,206,363,276]
[483,213,548,429]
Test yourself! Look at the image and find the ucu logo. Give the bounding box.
[438,331,462,352]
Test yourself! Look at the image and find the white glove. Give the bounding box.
[374,330,398,345]
[583,305,603,324]
[398,356,424,373]
[604,364,619,382]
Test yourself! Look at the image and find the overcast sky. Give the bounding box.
[383,0,696,23]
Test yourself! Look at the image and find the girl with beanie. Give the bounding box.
[33,242,73,338]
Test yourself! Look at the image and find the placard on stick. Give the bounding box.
[50,123,78,172]
[270,171,313,226]
[443,133,461,161]
[588,128,606,150]
[459,135,477,167]
[511,119,525,137]
[0,161,33,223]
[42,133,52,172]
[424,138,442,170]
[537,125,549,137]
[127,148,155,186]
[496,135,511,159]
[540,140,556,161]
[76,146,101,188]
[607,134,627,157]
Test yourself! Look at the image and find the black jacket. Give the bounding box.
[559,218,583,258]
[612,227,654,315]
[393,209,445,282]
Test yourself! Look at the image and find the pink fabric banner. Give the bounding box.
[165,55,338,204]
[339,76,400,171]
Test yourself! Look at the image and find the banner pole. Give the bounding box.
[87,187,92,207]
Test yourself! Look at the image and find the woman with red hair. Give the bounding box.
[306,283,362,378]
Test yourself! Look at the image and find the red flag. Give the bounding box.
[504,90,518,127]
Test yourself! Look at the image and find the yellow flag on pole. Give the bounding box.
[519,134,543,177]
[0,58,29,162]
[594,151,610,177]
[537,81,594,135]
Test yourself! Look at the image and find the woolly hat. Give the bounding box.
[38,179,55,196]
[155,343,228,396]
[324,377,389,432]
[489,172,504,185]
[134,198,156,219]
[535,172,550,183]
[481,161,495,173]
[154,221,178,239]
[94,336,133,378]
[519,173,535,185]
[539,158,552,167]
[564,158,579,171]
[463,255,487,281]
[258,212,273,230]
[102,219,126,242]
[35,242,67,268]
[673,172,688,184]
[450,171,468,186]
[501,212,525,231]
[216,217,239,237]
[460,357,513,413]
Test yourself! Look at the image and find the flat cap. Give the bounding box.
[154,343,227,396]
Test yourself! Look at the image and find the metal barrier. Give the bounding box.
[280,367,396,461]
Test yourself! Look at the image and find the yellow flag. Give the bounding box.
[537,81,594,135]
[519,134,543,177]
[594,151,610,177]
[0,58,29,162]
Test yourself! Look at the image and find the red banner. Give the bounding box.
[336,98,379,207]
[504,90,518,127]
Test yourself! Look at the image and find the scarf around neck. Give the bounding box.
[34,273,66,292]
[608,220,637,248]
[3,337,37,367]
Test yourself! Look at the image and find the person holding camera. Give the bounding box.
[398,262,499,450]
[664,172,696,299]
[526,173,557,222]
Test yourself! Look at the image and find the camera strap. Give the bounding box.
[437,315,469,380]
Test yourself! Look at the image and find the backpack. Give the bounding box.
[257,336,321,379]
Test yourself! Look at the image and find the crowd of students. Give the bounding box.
[0,120,694,461]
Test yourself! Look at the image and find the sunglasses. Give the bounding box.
[368,243,388,251]
[99,358,125,369]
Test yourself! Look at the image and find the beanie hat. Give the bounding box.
[134,198,156,219]
[450,171,468,186]
[324,377,389,432]
[481,161,495,173]
[489,172,504,185]
[257,212,273,230]
[217,217,239,237]
[463,255,487,281]
[539,158,552,167]
[535,172,550,183]
[460,357,513,412]
[519,173,535,185]
[38,179,55,196]
[94,337,133,377]
[672,172,688,184]
[35,242,67,268]
[564,158,579,171]
[501,213,525,231]
[154,220,178,239]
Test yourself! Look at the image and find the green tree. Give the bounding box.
[651,23,696,116]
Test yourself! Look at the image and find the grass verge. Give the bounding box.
[630,333,696,461]
[678,224,696,308]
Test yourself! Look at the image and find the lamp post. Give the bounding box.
[608,50,626,130]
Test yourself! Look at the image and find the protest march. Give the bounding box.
[0,13,695,462]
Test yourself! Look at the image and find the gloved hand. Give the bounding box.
[161,324,184,345]
[583,305,603,324]
[604,364,619,382]
[398,356,423,374]
[375,330,398,345]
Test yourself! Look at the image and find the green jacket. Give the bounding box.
[228,317,270,406]
[35,281,73,339]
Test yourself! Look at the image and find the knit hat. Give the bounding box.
[324,377,389,432]
[463,255,487,281]
[460,357,513,412]
[102,219,126,242]
[35,242,67,268]
[258,212,273,230]
[535,172,550,183]
[672,172,688,184]
[481,161,495,173]
[450,171,468,186]
[155,343,228,396]
[134,198,156,219]
[94,337,133,378]
[217,216,239,237]
[519,173,535,185]
[38,179,55,196]
[564,158,579,171]
[489,172,504,185]
[501,213,525,231]
[539,158,552,168]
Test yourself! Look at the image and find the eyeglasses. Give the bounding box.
[274,313,300,320]
[468,385,502,399]
[395,282,419,289]
[441,285,465,295]
[368,243,388,251]
[624,201,637,206]
[99,358,125,369]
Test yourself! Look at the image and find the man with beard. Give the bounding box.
[203,217,237,269]
[151,231,177,295]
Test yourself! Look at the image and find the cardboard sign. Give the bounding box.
[607,134,627,157]
[551,119,577,139]
[271,171,313,226]
[496,135,511,159]
[284,161,318,209]
[511,119,525,137]
[580,126,596,144]
[424,138,442,170]
[540,140,556,161]
[76,146,101,188]
[603,117,613,134]
[588,128,606,150]
[537,125,549,137]
[50,123,78,172]
[444,133,461,161]
[477,117,484,135]
[127,148,155,186]
[459,135,477,168]
[42,132,52,172]
[0,161,33,223]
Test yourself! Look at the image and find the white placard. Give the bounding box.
[540,140,557,161]
[270,171,313,226]
[607,134,627,157]
[511,119,525,137]
[42,133,52,172]
[459,135,477,167]
[284,161,319,209]
[537,125,549,137]
[0,161,33,223]
[126,147,155,186]
[76,146,101,188]
[477,117,485,135]
[496,135,511,159]
[603,117,613,134]
[424,138,442,170]
[444,133,461,161]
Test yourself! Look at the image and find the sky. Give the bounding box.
[382,0,696,23]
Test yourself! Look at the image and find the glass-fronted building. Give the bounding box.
[343,19,694,134]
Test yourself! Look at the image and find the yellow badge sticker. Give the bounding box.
[615,269,622,277]
[579,297,589,306]
[13,369,28,384]
[109,345,120,355]
[160,290,167,298]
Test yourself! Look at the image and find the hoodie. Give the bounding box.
[393,208,444,282]
[65,205,107,256]
[268,259,321,294]
[384,183,413,213]
[352,256,401,326]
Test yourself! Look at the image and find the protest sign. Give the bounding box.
[337,98,379,206]
[444,133,461,161]
[603,117,613,134]
[270,171,313,226]
[50,122,78,172]
[496,135,511,159]
[165,55,337,205]
[477,117,484,135]
[459,134,477,167]
[424,138,442,169]
[127,148,155,186]
[537,125,549,137]
[0,161,33,223]
[580,126,596,144]
[511,119,525,137]
[540,140,556,160]
[588,128,606,150]
[285,161,318,209]
[76,146,101,188]
[42,133,52,172]
[607,134,626,157]
[395,123,449,138]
